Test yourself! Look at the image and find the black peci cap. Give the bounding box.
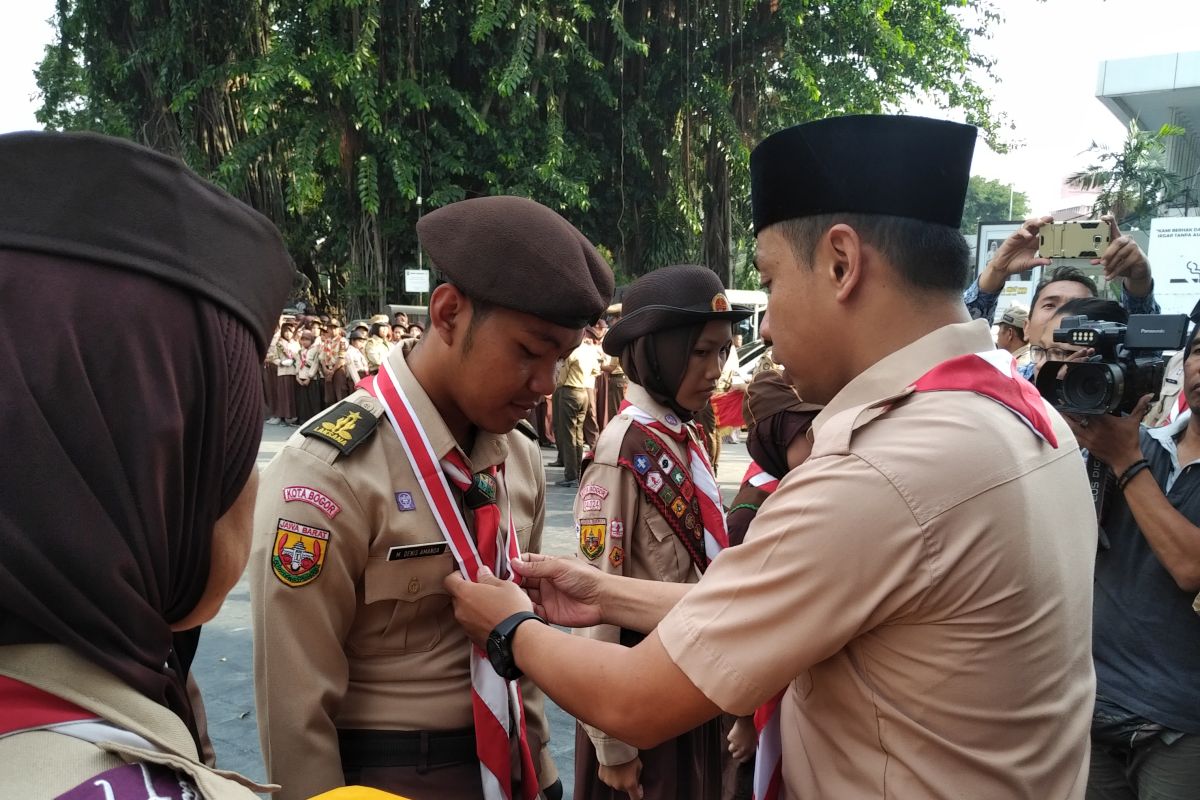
[750,115,977,234]
[417,196,614,329]
[603,264,751,355]
[0,131,294,354]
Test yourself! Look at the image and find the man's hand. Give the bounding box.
[444,567,533,647]
[1064,394,1152,475]
[1093,214,1152,295]
[597,757,644,800]
[978,215,1055,293]
[512,553,605,628]
[727,716,758,763]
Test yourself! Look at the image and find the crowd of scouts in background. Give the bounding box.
[263,312,425,425]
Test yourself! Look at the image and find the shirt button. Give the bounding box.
[408,578,421,594]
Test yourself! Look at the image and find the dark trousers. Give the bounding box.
[606,376,628,423]
[584,387,599,447]
[554,386,588,481]
[1087,734,1200,799]
[323,366,349,405]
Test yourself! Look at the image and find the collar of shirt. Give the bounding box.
[1145,408,1197,491]
[812,319,995,438]
[624,383,686,434]
[385,344,508,471]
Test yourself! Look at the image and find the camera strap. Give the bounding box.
[1085,452,1115,544]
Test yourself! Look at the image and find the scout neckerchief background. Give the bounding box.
[363,363,539,800]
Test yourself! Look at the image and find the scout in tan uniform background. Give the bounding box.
[571,265,750,800]
[445,115,1098,800]
[0,131,292,798]
[251,195,613,800]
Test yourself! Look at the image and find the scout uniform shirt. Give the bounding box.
[0,644,272,800]
[250,349,556,800]
[656,319,1097,800]
[573,383,705,766]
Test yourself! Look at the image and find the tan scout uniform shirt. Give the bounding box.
[573,384,703,765]
[251,348,556,800]
[0,644,270,799]
[657,320,1097,799]
[1144,348,1185,428]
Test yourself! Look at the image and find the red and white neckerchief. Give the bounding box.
[619,400,729,558]
[1164,391,1188,426]
[741,461,780,493]
[912,349,1058,448]
[363,363,539,800]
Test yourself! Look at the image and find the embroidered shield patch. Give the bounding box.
[579,518,607,560]
[272,518,330,587]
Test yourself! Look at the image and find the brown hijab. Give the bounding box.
[0,251,263,733]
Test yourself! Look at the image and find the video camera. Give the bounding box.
[1034,313,1190,415]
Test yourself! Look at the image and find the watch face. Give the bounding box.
[486,633,507,674]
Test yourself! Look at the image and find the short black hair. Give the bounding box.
[777,213,970,294]
[1054,297,1128,325]
[461,292,495,354]
[1030,266,1098,309]
[368,322,389,338]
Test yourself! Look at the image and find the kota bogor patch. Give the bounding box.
[579,518,607,560]
[282,485,341,519]
[272,518,330,587]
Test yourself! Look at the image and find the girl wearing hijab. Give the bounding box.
[295,327,325,423]
[0,131,292,798]
[271,322,302,424]
[570,264,750,800]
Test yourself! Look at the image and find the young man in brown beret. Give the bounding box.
[250,196,613,800]
[445,115,1097,800]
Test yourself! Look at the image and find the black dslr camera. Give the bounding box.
[1035,314,1190,415]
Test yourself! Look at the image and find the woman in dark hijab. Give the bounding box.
[0,131,292,799]
[568,265,750,800]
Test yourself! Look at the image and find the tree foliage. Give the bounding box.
[1068,120,1185,231]
[37,0,1005,316]
[960,175,1029,236]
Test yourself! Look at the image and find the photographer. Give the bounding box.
[964,214,1160,378]
[1062,320,1200,798]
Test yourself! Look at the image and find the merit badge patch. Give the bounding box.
[608,545,625,569]
[643,438,662,456]
[610,519,625,539]
[681,481,695,500]
[657,454,674,473]
[658,484,676,505]
[671,497,688,518]
[282,486,341,519]
[395,491,417,512]
[579,518,607,560]
[669,467,686,486]
[272,518,330,587]
[633,455,651,474]
[645,472,665,492]
[300,401,378,456]
[684,512,698,531]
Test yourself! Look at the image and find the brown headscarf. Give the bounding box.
[0,251,263,734]
[621,324,707,421]
[743,368,822,479]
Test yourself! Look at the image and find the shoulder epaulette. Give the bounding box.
[300,400,380,457]
[513,419,539,442]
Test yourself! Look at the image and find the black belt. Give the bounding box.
[338,727,477,771]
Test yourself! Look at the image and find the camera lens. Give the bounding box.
[1061,363,1120,414]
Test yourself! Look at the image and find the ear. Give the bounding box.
[823,224,865,304]
[427,284,468,346]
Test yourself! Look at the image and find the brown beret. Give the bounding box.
[417,196,614,328]
[0,132,294,354]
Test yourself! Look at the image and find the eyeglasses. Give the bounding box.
[1029,345,1085,363]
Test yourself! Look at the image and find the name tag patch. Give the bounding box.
[388,542,449,561]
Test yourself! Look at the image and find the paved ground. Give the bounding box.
[194,421,750,796]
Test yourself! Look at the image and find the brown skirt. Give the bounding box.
[262,362,277,415]
[574,716,724,800]
[273,373,296,420]
[295,379,324,424]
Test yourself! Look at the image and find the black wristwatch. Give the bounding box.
[487,611,546,680]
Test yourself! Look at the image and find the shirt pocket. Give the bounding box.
[642,509,690,581]
[353,552,455,655]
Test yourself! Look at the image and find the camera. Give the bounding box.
[1035,314,1190,415]
[1038,221,1112,259]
